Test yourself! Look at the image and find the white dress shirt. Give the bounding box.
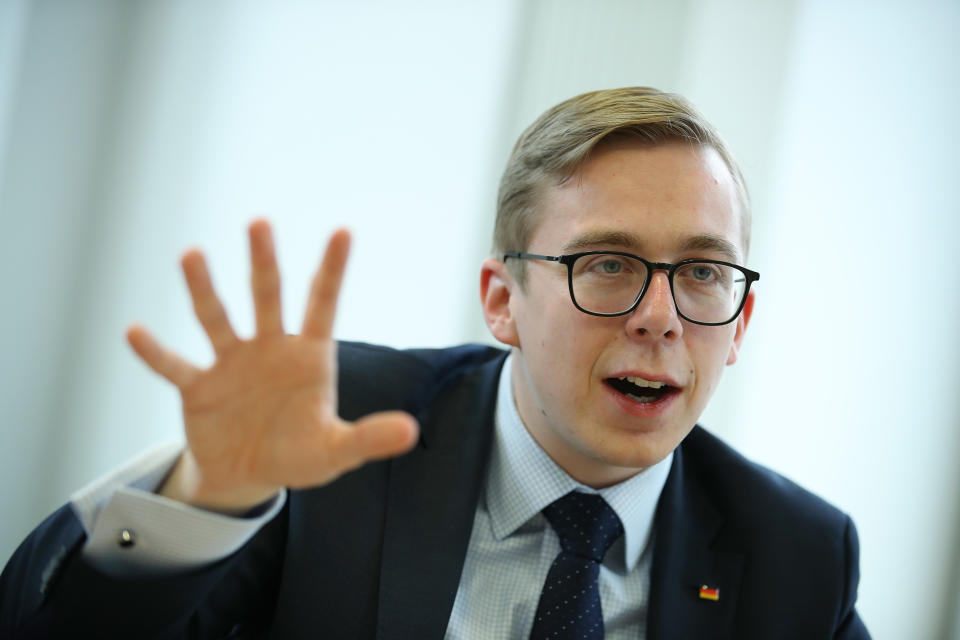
[72,443,285,575]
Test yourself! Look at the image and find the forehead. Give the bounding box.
[533,140,745,262]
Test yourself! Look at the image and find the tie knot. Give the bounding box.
[541,491,623,563]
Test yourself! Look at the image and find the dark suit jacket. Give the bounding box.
[0,342,869,639]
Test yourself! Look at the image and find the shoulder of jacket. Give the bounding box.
[681,426,851,538]
[335,341,507,417]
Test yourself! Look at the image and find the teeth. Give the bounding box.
[621,376,666,389]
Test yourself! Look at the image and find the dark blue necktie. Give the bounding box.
[529,491,624,639]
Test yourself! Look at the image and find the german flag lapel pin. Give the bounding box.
[699,585,720,601]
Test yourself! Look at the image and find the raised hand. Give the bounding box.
[126,220,419,513]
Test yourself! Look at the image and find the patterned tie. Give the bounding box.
[529,491,624,639]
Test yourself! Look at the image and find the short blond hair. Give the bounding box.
[494,87,750,282]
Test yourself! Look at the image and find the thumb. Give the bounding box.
[338,411,420,467]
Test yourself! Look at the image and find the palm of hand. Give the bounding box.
[182,336,342,490]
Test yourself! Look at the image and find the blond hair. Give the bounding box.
[494,87,750,282]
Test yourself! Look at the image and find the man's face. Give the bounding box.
[482,139,754,488]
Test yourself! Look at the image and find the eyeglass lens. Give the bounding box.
[570,254,747,323]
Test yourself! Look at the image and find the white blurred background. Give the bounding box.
[1,0,958,637]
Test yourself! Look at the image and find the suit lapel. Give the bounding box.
[375,354,505,639]
[646,438,744,640]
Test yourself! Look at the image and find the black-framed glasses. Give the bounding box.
[503,250,759,326]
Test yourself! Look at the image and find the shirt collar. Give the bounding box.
[486,353,673,572]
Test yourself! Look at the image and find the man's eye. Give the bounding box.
[576,255,639,278]
[691,265,716,281]
[599,260,623,274]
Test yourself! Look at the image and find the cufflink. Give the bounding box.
[117,528,136,548]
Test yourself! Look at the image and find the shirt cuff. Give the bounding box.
[70,442,286,576]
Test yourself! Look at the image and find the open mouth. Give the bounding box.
[605,376,680,404]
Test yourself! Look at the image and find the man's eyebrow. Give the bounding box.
[678,234,742,262]
[562,230,642,252]
[561,230,742,262]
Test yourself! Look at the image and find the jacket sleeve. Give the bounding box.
[0,502,288,639]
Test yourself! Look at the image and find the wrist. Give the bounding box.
[158,450,279,516]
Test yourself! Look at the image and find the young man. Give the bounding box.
[0,88,869,638]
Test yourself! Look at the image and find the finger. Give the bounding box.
[249,219,284,336]
[180,250,239,356]
[302,228,351,339]
[328,411,419,472]
[126,325,199,388]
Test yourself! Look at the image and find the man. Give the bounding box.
[0,87,869,638]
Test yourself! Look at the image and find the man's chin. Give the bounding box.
[565,442,677,488]
[587,428,686,474]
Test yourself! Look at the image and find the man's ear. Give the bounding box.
[480,258,520,348]
[726,288,755,366]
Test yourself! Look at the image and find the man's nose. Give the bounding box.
[624,271,683,340]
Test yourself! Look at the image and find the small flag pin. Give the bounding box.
[699,585,720,601]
